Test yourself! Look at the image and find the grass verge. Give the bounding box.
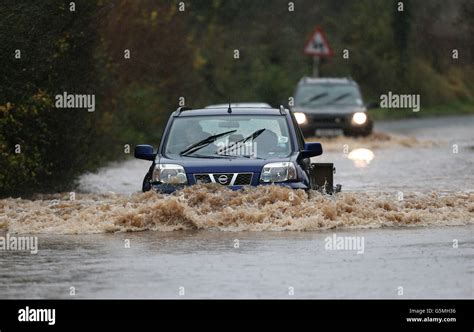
[368,100,474,121]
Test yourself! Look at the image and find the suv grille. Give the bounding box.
[194,173,253,186]
[307,114,347,124]
[234,173,253,185]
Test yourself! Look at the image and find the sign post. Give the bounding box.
[313,56,320,77]
[303,27,333,77]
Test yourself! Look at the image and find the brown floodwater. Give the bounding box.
[0,115,473,298]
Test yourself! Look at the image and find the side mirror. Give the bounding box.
[134,145,156,161]
[300,142,323,159]
[366,101,379,109]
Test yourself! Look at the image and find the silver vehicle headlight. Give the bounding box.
[294,112,307,125]
[352,112,367,125]
[152,164,187,184]
[260,162,297,183]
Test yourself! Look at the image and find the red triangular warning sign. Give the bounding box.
[303,27,334,57]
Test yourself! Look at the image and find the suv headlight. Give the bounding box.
[294,112,307,124]
[260,162,297,183]
[352,112,367,125]
[152,164,187,184]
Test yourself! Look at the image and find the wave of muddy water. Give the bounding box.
[1,185,473,234]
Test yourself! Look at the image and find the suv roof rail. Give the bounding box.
[279,105,286,115]
[175,106,192,115]
[298,76,354,85]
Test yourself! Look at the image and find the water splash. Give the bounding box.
[307,131,440,151]
[1,185,472,234]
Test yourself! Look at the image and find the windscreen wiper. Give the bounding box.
[299,92,328,106]
[216,153,263,159]
[217,128,266,155]
[182,153,237,159]
[314,93,353,107]
[328,92,351,103]
[179,130,236,156]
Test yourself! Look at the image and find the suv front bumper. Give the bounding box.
[299,113,372,136]
[151,181,309,194]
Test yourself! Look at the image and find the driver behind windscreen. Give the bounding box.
[254,130,279,156]
[169,121,211,154]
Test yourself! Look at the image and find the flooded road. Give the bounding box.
[1,116,473,298]
[316,115,474,192]
[1,228,472,299]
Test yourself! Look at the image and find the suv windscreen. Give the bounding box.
[295,83,363,107]
[164,115,292,159]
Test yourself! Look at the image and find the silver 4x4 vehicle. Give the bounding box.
[292,77,375,137]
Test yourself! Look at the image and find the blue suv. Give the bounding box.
[134,105,339,193]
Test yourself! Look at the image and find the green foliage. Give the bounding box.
[0,92,100,195]
[369,100,474,121]
[114,84,169,144]
[0,0,102,196]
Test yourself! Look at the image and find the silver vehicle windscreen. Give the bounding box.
[295,84,363,107]
[164,115,292,159]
